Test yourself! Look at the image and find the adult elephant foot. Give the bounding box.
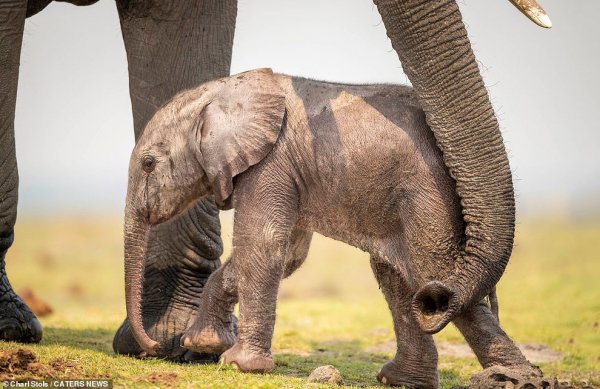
[113,310,218,363]
[0,232,43,343]
[0,272,43,343]
[469,365,550,389]
[112,200,225,362]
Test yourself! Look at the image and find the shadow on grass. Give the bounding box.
[43,326,116,355]
[274,338,466,387]
[40,329,470,387]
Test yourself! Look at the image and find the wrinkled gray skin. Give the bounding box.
[0,0,236,362]
[1,0,544,383]
[124,69,540,388]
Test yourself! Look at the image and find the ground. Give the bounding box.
[0,215,598,388]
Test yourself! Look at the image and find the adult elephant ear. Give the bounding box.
[196,68,286,208]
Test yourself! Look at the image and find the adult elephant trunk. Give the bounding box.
[374,0,515,333]
[123,208,158,355]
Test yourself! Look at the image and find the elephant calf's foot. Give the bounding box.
[0,287,43,343]
[220,342,274,373]
[376,360,438,389]
[181,318,235,354]
[470,365,551,389]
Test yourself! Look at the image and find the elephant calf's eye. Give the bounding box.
[142,156,156,173]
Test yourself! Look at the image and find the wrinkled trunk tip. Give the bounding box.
[411,281,459,334]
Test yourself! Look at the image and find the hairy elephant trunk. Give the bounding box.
[123,209,158,355]
[374,0,515,333]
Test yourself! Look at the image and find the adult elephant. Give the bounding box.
[0,0,550,369]
[0,0,237,362]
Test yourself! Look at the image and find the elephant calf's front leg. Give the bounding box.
[219,250,286,372]
[219,195,297,373]
[182,229,311,355]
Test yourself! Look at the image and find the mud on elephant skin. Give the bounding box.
[121,68,543,388]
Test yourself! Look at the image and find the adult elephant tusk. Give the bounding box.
[508,0,553,28]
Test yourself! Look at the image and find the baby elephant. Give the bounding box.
[124,69,535,388]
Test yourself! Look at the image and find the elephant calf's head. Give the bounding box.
[123,68,286,355]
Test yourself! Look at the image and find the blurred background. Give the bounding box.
[4,1,599,386]
[14,0,600,218]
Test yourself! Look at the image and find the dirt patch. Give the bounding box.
[518,343,564,363]
[0,349,37,376]
[437,342,475,359]
[367,340,564,364]
[0,348,82,380]
[18,288,53,317]
[48,358,82,377]
[145,372,178,387]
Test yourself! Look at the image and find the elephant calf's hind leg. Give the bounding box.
[181,259,237,355]
[453,301,550,388]
[370,257,438,388]
[181,228,312,355]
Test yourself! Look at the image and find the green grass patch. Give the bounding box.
[1,216,598,387]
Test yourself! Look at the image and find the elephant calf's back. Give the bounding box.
[280,80,464,266]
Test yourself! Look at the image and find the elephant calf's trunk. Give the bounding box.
[124,215,159,355]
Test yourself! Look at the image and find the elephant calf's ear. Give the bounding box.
[198,68,286,206]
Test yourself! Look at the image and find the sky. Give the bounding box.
[14,0,600,217]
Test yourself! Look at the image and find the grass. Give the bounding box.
[1,215,598,387]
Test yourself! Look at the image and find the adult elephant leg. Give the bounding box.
[374,0,516,332]
[112,0,237,361]
[0,0,42,343]
[370,257,438,388]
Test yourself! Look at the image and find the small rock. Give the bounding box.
[308,365,344,385]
